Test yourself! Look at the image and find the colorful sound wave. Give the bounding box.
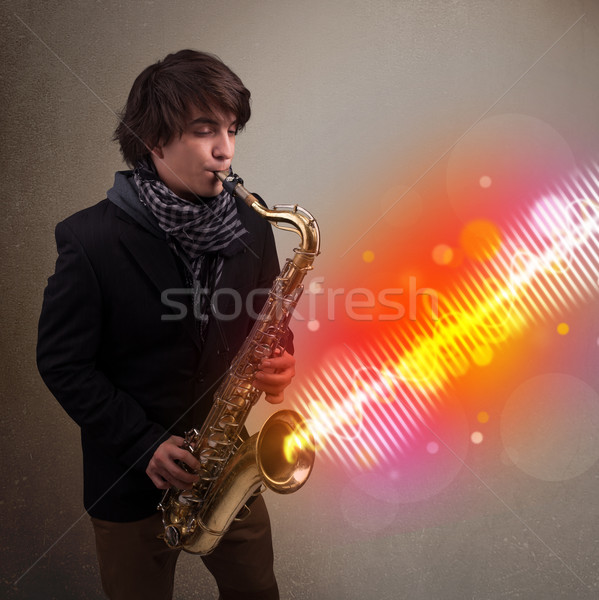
[289,163,599,470]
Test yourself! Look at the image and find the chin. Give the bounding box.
[208,183,224,197]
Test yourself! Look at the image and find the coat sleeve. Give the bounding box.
[36,219,167,471]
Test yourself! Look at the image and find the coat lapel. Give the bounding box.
[115,208,202,349]
[120,229,181,291]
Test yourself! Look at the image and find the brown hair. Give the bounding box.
[114,49,251,166]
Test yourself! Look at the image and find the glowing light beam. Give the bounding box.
[289,163,599,469]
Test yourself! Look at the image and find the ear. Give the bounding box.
[150,145,164,160]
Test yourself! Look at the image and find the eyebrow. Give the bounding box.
[188,116,238,128]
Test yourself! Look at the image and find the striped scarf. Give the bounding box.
[134,159,248,330]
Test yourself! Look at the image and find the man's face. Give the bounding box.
[151,106,237,200]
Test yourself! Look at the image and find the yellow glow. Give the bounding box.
[477,411,490,424]
[391,278,521,388]
[557,322,569,335]
[362,250,375,263]
[472,345,494,366]
[283,435,298,464]
[283,424,314,464]
[460,219,502,261]
[432,244,454,265]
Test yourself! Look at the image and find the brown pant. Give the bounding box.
[91,496,278,600]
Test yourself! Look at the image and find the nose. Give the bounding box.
[213,129,235,160]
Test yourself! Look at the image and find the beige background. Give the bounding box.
[2,1,599,598]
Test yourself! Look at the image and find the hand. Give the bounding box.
[146,435,201,490]
[253,349,296,404]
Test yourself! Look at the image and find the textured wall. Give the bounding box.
[2,1,599,599]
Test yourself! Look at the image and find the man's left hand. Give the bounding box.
[253,349,295,404]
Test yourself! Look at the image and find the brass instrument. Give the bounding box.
[159,169,319,555]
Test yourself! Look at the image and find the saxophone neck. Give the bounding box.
[215,169,321,260]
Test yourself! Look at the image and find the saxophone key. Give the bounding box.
[221,394,249,409]
[252,343,271,360]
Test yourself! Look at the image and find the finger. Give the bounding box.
[174,448,202,472]
[146,464,196,491]
[256,369,288,382]
[254,370,293,388]
[153,462,199,489]
[261,355,295,371]
[254,383,286,397]
[168,473,199,490]
[261,349,294,365]
[158,444,202,472]
[152,473,197,491]
[147,472,170,490]
[264,392,284,405]
[169,463,200,483]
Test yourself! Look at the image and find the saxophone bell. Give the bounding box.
[257,409,314,494]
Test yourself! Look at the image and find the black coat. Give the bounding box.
[37,197,281,521]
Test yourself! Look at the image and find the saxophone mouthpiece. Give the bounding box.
[214,167,232,180]
[216,169,248,200]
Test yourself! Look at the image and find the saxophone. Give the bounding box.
[159,169,320,555]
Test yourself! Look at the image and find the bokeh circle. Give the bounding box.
[446,113,576,222]
[345,396,470,505]
[501,373,599,481]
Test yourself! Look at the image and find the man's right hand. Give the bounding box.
[146,436,201,490]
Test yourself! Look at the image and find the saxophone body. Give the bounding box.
[159,169,319,555]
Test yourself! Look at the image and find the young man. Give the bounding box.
[37,49,294,600]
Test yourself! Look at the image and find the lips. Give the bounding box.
[208,164,231,173]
